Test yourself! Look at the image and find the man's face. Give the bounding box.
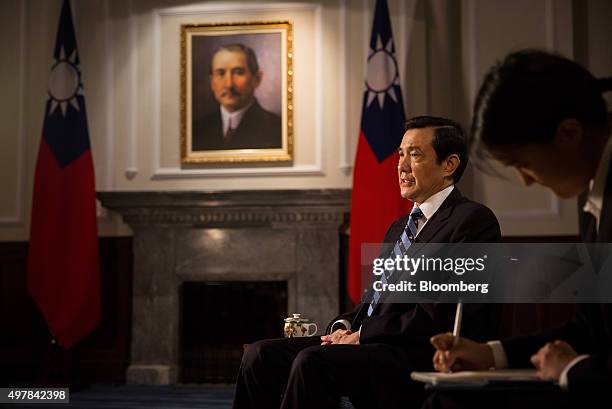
[398,127,452,204]
[487,141,592,199]
[210,50,261,112]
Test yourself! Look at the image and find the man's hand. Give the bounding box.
[530,340,577,381]
[336,331,360,344]
[320,329,360,345]
[320,329,349,345]
[430,332,495,372]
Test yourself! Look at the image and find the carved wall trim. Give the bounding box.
[100,190,350,227]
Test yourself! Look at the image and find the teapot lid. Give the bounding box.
[284,313,308,323]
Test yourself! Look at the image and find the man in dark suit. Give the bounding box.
[426,161,612,409]
[425,50,612,409]
[192,43,281,151]
[232,116,501,409]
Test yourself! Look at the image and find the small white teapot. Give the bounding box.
[283,313,318,338]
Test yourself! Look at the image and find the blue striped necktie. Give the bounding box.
[367,206,425,316]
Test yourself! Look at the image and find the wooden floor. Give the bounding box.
[9,385,235,409]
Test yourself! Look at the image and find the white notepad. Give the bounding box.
[411,370,547,386]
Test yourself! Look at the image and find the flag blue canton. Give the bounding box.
[43,97,90,169]
[361,87,405,163]
[360,0,406,163]
[42,0,90,169]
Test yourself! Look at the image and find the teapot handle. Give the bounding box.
[305,323,318,336]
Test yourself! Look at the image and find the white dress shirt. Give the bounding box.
[220,100,253,138]
[414,184,455,235]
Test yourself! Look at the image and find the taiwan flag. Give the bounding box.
[348,0,412,303]
[27,0,100,349]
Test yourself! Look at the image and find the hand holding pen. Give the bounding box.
[430,303,495,372]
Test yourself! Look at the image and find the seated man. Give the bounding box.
[232,116,502,409]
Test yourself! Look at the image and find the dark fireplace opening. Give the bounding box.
[180,281,288,383]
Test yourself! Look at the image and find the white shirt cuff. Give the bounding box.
[329,319,351,333]
[559,354,590,389]
[487,340,508,369]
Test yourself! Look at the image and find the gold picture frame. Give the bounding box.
[181,21,293,164]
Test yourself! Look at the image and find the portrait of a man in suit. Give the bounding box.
[192,43,282,152]
[181,23,293,163]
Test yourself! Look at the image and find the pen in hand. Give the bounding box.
[453,302,463,346]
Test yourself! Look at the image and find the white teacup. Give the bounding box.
[283,313,318,338]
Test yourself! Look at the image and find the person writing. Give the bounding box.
[426,50,612,409]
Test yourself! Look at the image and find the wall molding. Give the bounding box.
[156,2,319,16]
[120,208,347,227]
[98,189,350,227]
[362,0,371,61]
[125,0,138,180]
[104,0,115,190]
[544,0,555,50]
[545,0,574,58]
[397,0,417,110]
[463,0,478,109]
[152,164,324,179]
[150,2,324,179]
[0,0,26,226]
[338,0,351,175]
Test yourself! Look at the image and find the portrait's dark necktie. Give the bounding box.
[224,118,234,140]
[367,206,425,316]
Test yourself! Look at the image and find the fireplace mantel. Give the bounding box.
[98,189,350,384]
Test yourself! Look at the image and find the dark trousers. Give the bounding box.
[232,336,427,409]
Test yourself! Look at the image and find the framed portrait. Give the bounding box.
[181,21,293,164]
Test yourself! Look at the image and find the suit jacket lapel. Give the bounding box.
[411,188,463,245]
[368,188,463,315]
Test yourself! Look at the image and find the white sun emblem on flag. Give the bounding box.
[365,35,400,109]
[47,45,84,117]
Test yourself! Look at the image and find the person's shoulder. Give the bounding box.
[382,213,410,242]
[445,192,501,242]
[453,194,499,222]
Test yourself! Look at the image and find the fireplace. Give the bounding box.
[180,281,287,383]
[98,190,350,384]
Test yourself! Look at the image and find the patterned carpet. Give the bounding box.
[6,385,235,409]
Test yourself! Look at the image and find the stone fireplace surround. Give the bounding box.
[98,190,350,384]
